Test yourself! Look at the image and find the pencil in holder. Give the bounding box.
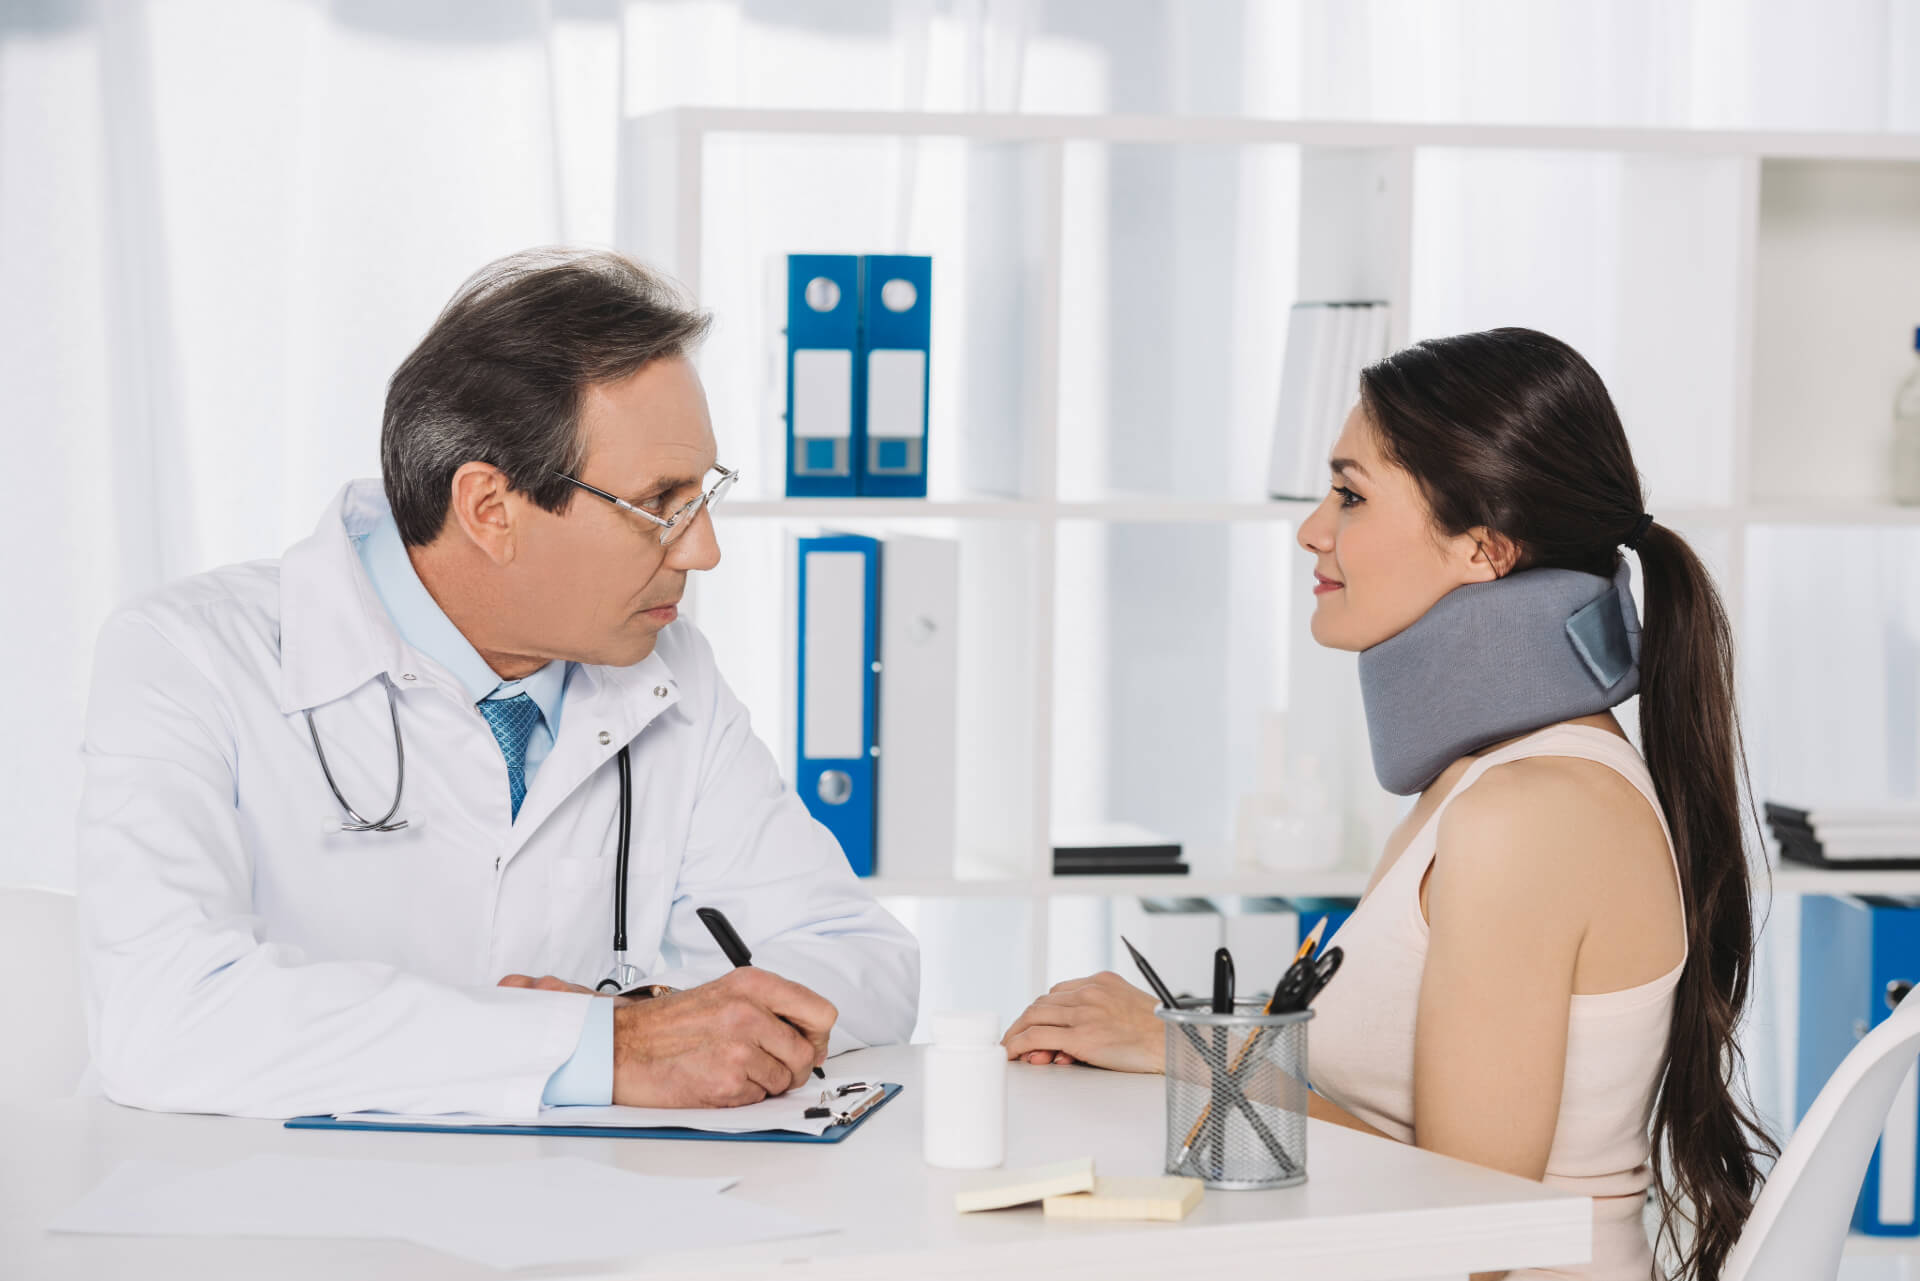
[1157,1000,1311,1190]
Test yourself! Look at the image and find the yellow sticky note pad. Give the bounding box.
[1042,1175,1205,1222]
[954,1157,1097,1213]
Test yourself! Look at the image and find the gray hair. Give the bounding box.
[380,247,713,546]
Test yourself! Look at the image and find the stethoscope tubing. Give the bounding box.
[305,677,409,832]
[613,746,632,956]
[308,680,635,987]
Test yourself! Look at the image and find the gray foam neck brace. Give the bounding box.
[1356,560,1641,796]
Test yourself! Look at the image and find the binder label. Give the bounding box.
[866,349,927,475]
[792,350,855,477]
[801,551,869,760]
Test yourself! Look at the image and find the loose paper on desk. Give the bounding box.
[333,1075,873,1136]
[1044,1175,1206,1222]
[50,1153,830,1270]
[954,1156,1096,1212]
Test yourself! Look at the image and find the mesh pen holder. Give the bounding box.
[1158,1000,1312,1190]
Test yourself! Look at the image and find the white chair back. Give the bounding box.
[1725,990,1920,1281]
[0,885,88,1100]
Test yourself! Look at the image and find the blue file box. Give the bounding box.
[1285,897,1359,947]
[1799,894,1920,1236]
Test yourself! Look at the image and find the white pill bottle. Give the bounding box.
[921,1010,1006,1169]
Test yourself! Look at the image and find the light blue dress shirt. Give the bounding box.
[356,511,614,1106]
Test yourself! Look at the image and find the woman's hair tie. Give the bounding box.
[1623,512,1654,549]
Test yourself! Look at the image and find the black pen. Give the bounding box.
[1211,947,1235,1014]
[1208,947,1234,1171]
[1120,935,1185,1011]
[697,906,827,1079]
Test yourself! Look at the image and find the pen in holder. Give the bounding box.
[1157,1000,1311,1190]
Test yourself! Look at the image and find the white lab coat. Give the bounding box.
[76,481,919,1119]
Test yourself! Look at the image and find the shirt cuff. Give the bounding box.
[540,997,614,1106]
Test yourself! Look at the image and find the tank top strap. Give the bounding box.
[1404,724,1584,845]
[1496,725,1679,878]
[1384,724,1684,933]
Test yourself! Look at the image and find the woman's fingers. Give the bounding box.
[1004,1024,1083,1061]
[1002,997,1076,1043]
[1018,1047,1079,1066]
[1002,971,1162,1073]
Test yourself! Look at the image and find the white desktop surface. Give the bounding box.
[0,1044,1591,1280]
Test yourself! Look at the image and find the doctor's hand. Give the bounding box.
[1001,971,1166,1074]
[610,968,836,1109]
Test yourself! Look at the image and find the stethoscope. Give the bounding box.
[305,676,641,993]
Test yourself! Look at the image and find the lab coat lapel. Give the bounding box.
[279,481,414,715]
[498,647,683,856]
[277,480,691,861]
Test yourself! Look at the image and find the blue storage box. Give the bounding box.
[1798,894,1920,1236]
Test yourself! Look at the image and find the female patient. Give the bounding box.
[1002,329,1773,1281]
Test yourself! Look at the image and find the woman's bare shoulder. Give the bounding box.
[1434,752,1683,987]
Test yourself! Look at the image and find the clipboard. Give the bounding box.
[285,1082,902,1145]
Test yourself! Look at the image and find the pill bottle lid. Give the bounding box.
[930,1010,999,1047]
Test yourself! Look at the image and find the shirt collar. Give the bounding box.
[278,480,667,731]
[357,507,569,727]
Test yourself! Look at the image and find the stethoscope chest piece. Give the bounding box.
[598,959,642,993]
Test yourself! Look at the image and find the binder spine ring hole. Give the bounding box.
[804,277,842,312]
[880,278,918,312]
[816,770,853,805]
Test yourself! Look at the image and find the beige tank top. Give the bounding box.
[1309,723,1683,1281]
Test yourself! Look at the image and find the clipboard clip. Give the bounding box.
[802,1082,883,1126]
[830,1084,885,1128]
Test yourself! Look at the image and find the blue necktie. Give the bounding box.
[477,693,541,820]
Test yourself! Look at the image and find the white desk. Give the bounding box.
[1,1045,1590,1280]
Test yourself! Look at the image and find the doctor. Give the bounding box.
[76,247,919,1119]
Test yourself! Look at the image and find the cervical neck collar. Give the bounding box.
[1356,560,1641,796]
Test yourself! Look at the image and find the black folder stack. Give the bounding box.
[1766,802,1920,871]
[1052,824,1188,877]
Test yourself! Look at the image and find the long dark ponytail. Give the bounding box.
[1357,327,1776,1281]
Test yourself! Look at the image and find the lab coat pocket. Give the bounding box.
[546,855,611,972]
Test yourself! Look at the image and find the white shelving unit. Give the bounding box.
[617,108,1920,1132]
[1773,867,1920,899]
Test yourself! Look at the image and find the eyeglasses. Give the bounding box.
[552,464,737,547]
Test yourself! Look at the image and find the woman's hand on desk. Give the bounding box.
[1001,972,1165,1074]
[610,967,836,1108]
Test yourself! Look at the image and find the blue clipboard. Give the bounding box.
[285,1082,902,1145]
